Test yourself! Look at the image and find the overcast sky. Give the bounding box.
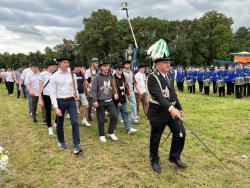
[0,0,249,54]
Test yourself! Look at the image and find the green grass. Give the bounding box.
[0,84,249,188]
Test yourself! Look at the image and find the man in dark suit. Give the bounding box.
[147,57,187,173]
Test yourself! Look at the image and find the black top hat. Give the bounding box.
[47,59,57,67]
[99,60,109,67]
[114,62,124,69]
[57,54,71,62]
[73,59,83,67]
[30,61,39,67]
[138,63,148,68]
[154,57,171,64]
[122,60,131,65]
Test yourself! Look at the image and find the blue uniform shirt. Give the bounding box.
[197,71,204,81]
[176,71,185,82]
[211,70,218,82]
[186,71,193,81]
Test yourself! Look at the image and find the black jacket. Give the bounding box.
[147,71,182,122]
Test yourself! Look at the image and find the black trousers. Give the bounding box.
[32,96,39,121]
[177,82,184,92]
[218,86,225,97]
[204,86,210,95]
[87,97,93,120]
[198,81,203,93]
[149,118,186,163]
[212,81,217,94]
[6,81,14,95]
[226,82,234,95]
[96,101,118,136]
[246,83,250,97]
[235,85,243,98]
[243,84,247,97]
[188,85,195,94]
[43,95,52,127]
[16,83,20,98]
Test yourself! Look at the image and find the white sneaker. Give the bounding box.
[82,120,91,127]
[120,119,124,123]
[66,114,70,119]
[99,136,107,142]
[107,134,118,141]
[48,127,54,136]
[128,128,138,134]
[77,110,80,114]
[9,94,14,96]
[136,116,140,119]
[132,119,139,124]
[53,122,57,129]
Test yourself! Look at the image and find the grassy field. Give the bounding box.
[0,83,249,188]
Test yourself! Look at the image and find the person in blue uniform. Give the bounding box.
[235,64,244,98]
[203,67,211,95]
[243,65,249,97]
[244,65,250,97]
[176,67,185,92]
[211,66,218,94]
[197,67,204,93]
[217,66,226,97]
[225,66,235,95]
[186,67,195,94]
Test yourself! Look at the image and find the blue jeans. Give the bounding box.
[127,91,137,121]
[25,86,32,114]
[21,84,27,98]
[57,98,80,147]
[118,102,132,131]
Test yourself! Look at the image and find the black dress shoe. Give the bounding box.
[33,119,38,123]
[151,161,162,173]
[169,158,187,169]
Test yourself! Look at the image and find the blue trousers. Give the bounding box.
[57,98,80,147]
[127,91,137,121]
[117,102,132,131]
[25,86,32,114]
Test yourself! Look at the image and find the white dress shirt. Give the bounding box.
[39,71,52,96]
[49,68,78,108]
[134,71,147,94]
[25,71,40,96]
[20,68,31,85]
[4,71,14,82]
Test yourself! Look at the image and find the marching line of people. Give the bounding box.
[1,45,248,173]
[176,64,250,98]
[0,55,147,155]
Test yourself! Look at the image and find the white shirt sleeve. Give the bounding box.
[49,76,58,108]
[84,69,90,80]
[25,72,31,84]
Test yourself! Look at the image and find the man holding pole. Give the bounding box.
[147,39,187,173]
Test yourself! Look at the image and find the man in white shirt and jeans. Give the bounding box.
[122,60,140,124]
[20,65,32,114]
[134,64,149,117]
[25,62,40,123]
[49,54,82,154]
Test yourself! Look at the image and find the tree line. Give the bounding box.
[0,9,250,69]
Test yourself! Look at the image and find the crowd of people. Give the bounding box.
[0,56,148,154]
[0,51,249,172]
[175,64,250,98]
